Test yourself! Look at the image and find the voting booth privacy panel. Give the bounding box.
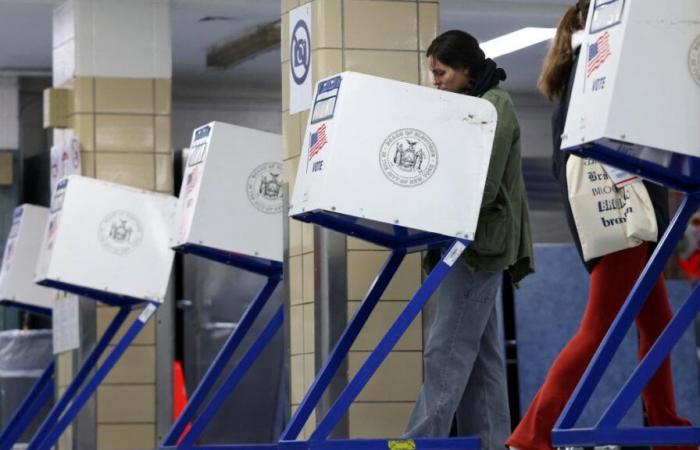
[35,175,176,305]
[280,72,495,450]
[0,205,55,312]
[289,71,496,247]
[173,121,283,265]
[562,0,700,189]
[552,1,700,447]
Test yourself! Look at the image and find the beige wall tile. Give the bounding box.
[283,156,299,197]
[312,0,342,49]
[97,424,155,450]
[73,114,95,151]
[73,77,94,114]
[281,0,300,14]
[95,115,155,153]
[81,151,96,177]
[419,3,439,51]
[419,51,433,87]
[290,304,304,355]
[347,237,383,251]
[290,254,303,304]
[57,351,72,387]
[155,79,171,115]
[155,154,173,192]
[301,222,314,253]
[349,301,421,351]
[344,0,417,50]
[95,78,154,114]
[97,384,155,423]
[302,252,315,303]
[303,302,314,354]
[291,354,304,404]
[97,307,156,346]
[347,251,421,300]
[290,217,303,257]
[349,402,413,438]
[96,152,155,190]
[99,345,155,384]
[283,113,301,159]
[344,50,419,84]
[303,352,315,391]
[348,351,422,402]
[282,61,290,112]
[281,13,290,63]
[312,49,343,82]
[155,116,171,154]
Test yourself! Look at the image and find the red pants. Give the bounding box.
[506,243,692,450]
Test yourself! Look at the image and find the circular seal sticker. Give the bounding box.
[98,210,144,255]
[689,35,700,87]
[247,162,283,214]
[379,129,438,187]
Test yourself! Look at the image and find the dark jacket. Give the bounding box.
[551,51,670,272]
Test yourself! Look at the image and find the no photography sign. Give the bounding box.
[289,4,312,114]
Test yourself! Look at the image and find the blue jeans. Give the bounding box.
[405,262,510,449]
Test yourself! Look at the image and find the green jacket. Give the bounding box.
[426,88,535,283]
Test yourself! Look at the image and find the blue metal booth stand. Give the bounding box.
[278,211,479,450]
[160,246,283,450]
[0,303,53,450]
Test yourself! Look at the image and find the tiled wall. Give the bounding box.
[282,0,438,439]
[54,75,172,450]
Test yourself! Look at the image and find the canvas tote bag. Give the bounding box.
[566,155,657,261]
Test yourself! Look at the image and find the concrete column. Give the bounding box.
[48,1,172,448]
[281,0,439,439]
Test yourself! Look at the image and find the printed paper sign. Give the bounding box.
[289,4,312,114]
[50,136,81,196]
[53,292,80,354]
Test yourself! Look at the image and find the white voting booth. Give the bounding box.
[289,71,496,243]
[281,71,496,449]
[29,175,178,450]
[161,122,284,448]
[551,1,700,448]
[0,205,55,312]
[35,175,176,304]
[172,121,282,263]
[563,0,700,159]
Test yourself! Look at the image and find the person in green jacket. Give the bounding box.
[404,30,534,449]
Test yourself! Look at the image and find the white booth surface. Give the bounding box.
[289,71,496,241]
[172,121,283,263]
[0,204,56,311]
[35,176,176,304]
[563,0,700,158]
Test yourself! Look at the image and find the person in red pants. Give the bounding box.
[506,1,693,449]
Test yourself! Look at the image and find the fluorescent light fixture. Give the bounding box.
[481,27,556,59]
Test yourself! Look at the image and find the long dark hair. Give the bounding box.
[427,30,486,87]
[538,0,590,100]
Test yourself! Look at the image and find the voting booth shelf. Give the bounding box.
[552,1,700,447]
[160,122,283,449]
[279,71,495,450]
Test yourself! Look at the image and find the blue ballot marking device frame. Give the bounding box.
[278,210,480,450]
[551,141,700,447]
[159,244,283,450]
[0,304,53,450]
[27,289,160,450]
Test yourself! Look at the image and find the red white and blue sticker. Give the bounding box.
[587,31,611,77]
[306,123,329,173]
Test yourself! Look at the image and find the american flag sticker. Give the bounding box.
[308,123,328,161]
[587,31,611,77]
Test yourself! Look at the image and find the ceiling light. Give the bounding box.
[480,27,556,59]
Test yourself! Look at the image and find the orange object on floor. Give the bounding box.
[506,243,693,450]
[173,360,191,444]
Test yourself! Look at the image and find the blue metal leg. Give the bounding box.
[162,276,282,447]
[309,240,469,441]
[177,306,285,449]
[29,306,131,448]
[554,195,700,432]
[30,302,159,450]
[0,361,54,450]
[281,249,407,441]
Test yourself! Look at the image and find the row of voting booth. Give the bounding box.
[1,1,700,446]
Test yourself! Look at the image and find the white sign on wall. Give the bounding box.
[289,3,312,114]
[52,292,80,354]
